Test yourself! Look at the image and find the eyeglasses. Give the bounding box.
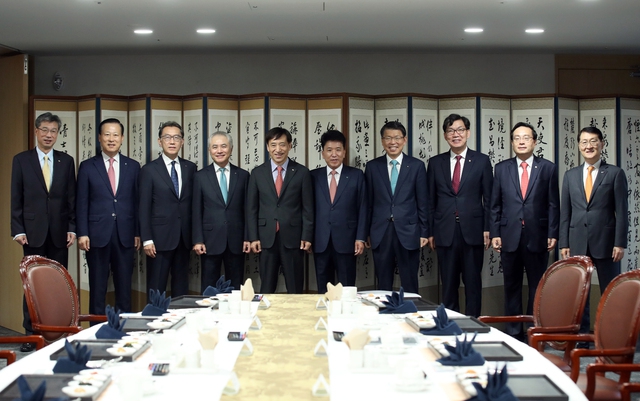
[382,136,405,142]
[445,127,467,136]
[513,136,533,143]
[38,127,59,134]
[161,135,183,142]
[579,139,601,148]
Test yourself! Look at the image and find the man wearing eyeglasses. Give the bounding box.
[11,112,76,352]
[426,114,493,317]
[559,126,628,340]
[365,121,429,294]
[139,121,196,298]
[490,122,559,341]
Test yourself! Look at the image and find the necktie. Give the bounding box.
[275,166,283,232]
[520,161,529,198]
[42,155,51,191]
[585,165,594,202]
[452,155,462,193]
[171,161,179,196]
[390,160,399,195]
[329,170,337,203]
[219,167,228,203]
[108,157,116,195]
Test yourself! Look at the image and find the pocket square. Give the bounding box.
[437,333,486,366]
[95,305,127,339]
[420,304,463,335]
[379,287,418,314]
[469,366,518,401]
[52,339,92,374]
[141,289,171,316]
[203,275,234,296]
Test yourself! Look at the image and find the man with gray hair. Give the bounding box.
[193,131,250,291]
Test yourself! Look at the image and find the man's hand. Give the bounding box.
[193,243,206,255]
[427,236,435,251]
[547,238,557,252]
[420,237,428,248]
[354,241,365,256]
[14,235,28,246]
[612,246,625,263]
[364,237,371,249]
[134,237,141,251]
[300,241,312,253]
[483,231,490,250]
[78,236,90,251]
[492,237,502,253]
[144,243,157,258]
[560,248,570,259]
[66,233,76,248]
[251,240,262,253]
[242,241,251,253]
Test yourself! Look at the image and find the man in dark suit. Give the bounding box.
[311,130,367,293]
[427,114,492,317]
[11,112,76,352]
[139,121,196,297]
[365,121,429,294]
[193,131,250,291]
[490,121,560,339]
[247,127,314,294]
[77,118,141,316]
[559,126,628,337]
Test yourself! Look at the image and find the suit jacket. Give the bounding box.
[11,149,76,248]
[76,153,140,248]
[139,156,196,251]
[490,156,559,253]
[193,163,249,255]
[247,159,314,249]
[365,153,429,250]
[559,161,628,259]
[311,165,367,254]
[427,149,493,247]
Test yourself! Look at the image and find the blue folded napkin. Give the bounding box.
[203,275,234,296]
[141,289,171,316]
[14,376,68,401]
[437,333,486,366]
[379,287,418,314]
[470,366,519,401]
[52,339,92,374]
[95,305,127,339]
[420,304,463,335]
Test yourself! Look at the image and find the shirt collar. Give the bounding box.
[450,147,468,160]
[271,158,290,172]
[35,146,51,160]
[326,164,343,176]
[102,152,120,163]
[516,155,534,167]
[386,153,404,166]
[214,161,230,171]
[162,153,179,166]
[585,159,602,170]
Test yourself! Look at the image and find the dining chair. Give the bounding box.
[0,335,46,365]
[20,255,106,344]
[479,255,594,370]
[620,381,640,401]
[530,269,640,401]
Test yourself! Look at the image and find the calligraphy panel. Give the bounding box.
[620,98,640,272]
[150,99,183,162]
[208,98,239,167]
[438,97,477,153]
[270,99,306,165]
[375,97,408,158]
[579,98,617,166]
[557,97,580,193]
[308,107,342,170]
[511,97,555,162]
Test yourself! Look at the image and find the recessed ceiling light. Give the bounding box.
[197,29,216,34]
[464,28,484,33]
[525,28,544,34]
[134,29,153,34]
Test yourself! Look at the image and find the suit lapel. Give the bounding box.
[590,162,608,202]
[179,158,190,200]
[28,149,48,192]
[280,160,297,197]
[509,159,522,199]
[205,164,226,205]
[333,167,349,204]
[439,154,454,194]
[227,165,239,206]
[525,157,542,201]
[317,169,332,205]
[94,155,115,196]
[457,151,473,193]
[155,157,178,198]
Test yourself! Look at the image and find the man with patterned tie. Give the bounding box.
[365,121,429,294]
[77,118,141,316]
[559,126,628,340]
[193,131,250,291]
[490,121,560,340]
[426,114,493,317]
[139,121,196,297]
[311,130,367,293]
[247,127,313,294]
[11,112,76,352]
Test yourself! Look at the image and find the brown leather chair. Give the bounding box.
[620,382,640,401]
[530,269,640,401]
[479,255,594,369]
[20,255,106,344]
[0,335,45,365]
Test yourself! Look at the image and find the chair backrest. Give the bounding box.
[19,255,80,343]
[594,269,640,364]
[533,256,594,330]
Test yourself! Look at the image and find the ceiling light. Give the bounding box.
[525,28,544,34]
[134,29,153,34]
[464,28,483,33]
[197,29,216,34]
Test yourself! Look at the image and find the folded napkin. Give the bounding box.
[203,275,234,296]
[342,329,370,350]
[198,328,219,350]
[141,289,171,316]
[52,339,92,374]
[470,366,518,401]
[95,305,127,339]
[420,304,463,335]
[437,333,486,366]
[325,282,343,301]
[241,278,255,301]
[14,376,67,401]
[379,287,418,314]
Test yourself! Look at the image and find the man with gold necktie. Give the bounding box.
[11,112,77,352]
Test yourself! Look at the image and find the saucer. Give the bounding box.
[62,385,98,397]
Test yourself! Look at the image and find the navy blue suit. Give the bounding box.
[365,154,429,293]
[76,153,140,315]
[311,165,367,292]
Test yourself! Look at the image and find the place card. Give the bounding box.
[315,317,328,331]
[311,373,330,397]
[313,339,328,357]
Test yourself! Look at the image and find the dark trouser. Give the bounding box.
[501,234,548,338]
[146,238,190,299]
[313,238,357,294]
[86,227,134,315]
[372,223,419,294]
[437,222,484,317]
[259,232,304,294]
[22,231,69,334]
[579,247,620,333]
[201,248,246,293]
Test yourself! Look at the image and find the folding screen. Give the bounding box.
[269,96,307,166]
[100,97,129,155]
[579,98,617,165]
[374,97,409,158]
[307,96,343,170]
[150,97,183,161]
[207,96,239,167]
[619,97,640,272]
[438,97,477,153]
[556,97,580,192]
[511,97,555,161]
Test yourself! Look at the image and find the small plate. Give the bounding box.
[147,321,173,330]
[106,346,137,356]
[79,368,111,377]
[62,385,99,397]
[195,299,217,306]
[72,374,108,383]
[67,380,104,388]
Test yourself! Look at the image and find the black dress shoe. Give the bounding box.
[575,342,591,349]
[20,343,35,352]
